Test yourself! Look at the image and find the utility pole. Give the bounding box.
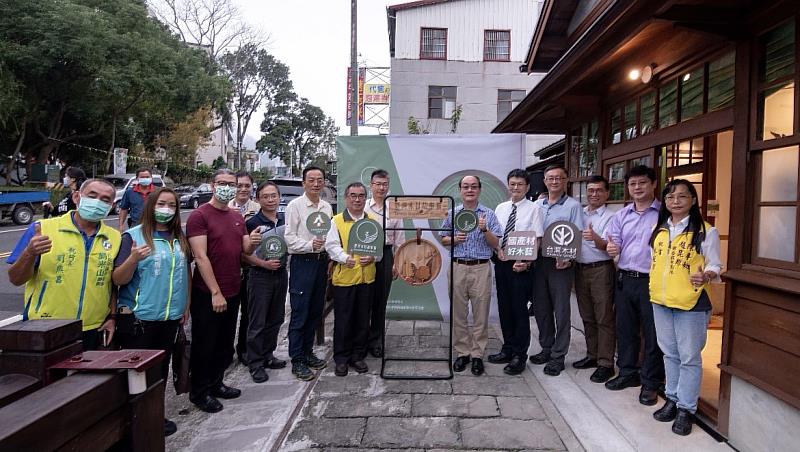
[349,0,358,136]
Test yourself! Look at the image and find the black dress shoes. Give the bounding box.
[488,351,513,364]
[250,367,269,383]
[543,360,565,376]
[265,357,287,369]
[528,351,550,365]
[349,360,369,373]
[503,355,526,375]
[639,387,659,406]
[604,373,641,391]
[672,408,693,435]
[653,399,678,422]
[211,383,241,399]
[590,366,615,383]
[368,346,384,358]
[334,362,348,377]
[190,394,223,413]
[471,358,484,376]
[572,357,598,369]
[453,355,471,372]
[164,419,178,437]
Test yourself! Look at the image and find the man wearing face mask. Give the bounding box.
[44,166,86,218]
[118,167,155,231]
[186,169,263,413]
[7,179,121,351]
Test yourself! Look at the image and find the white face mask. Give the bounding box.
[63,176,72,187]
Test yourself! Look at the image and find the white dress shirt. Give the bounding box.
[495,198,544,239]
[666,216,723,277]
[366,197,404,249]
[577,204,615,264]
[284,193,333,254]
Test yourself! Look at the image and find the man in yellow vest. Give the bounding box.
[7,179,121,350]
[325,182,377,377]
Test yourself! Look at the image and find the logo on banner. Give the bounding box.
[347,218,384,258]
[306,212,331,236]
[542,221,582,260]
[454,209,478,233]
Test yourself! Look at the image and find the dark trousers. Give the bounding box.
[234,269,250,363]
[575,262,616,368]
[117,319,180,383]
[190,290,240,398]
[288,254,328,362]
[368,246,394,348]
[246,268,288,370]
[494,259,532,357]
[333,283,373,364]
[82,330,101,351]
[533,257,574,362]
[615,273,664,389]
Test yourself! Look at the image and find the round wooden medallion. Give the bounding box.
[394,238,442,286]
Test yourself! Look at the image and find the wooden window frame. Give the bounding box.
[484,29,511,62]
[420,27,447,60]
[603,148,656,204]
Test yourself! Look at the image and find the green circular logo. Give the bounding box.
[355,219,381,244]
[259,235,287,260]
[306,211,331,236]
[454,209,478,233]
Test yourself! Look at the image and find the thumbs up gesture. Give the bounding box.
[478,214,487,232]
[606,236,620,257]
[26,223,52,256]
[582,222,597,241]
[130,240,151,262]
[690,264,707,287]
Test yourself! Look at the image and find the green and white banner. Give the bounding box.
[336,134,525,320]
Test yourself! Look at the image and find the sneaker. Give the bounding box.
[292,361,315,381]
[306,353,327,370]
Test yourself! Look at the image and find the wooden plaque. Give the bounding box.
[387,197,449,220]
[394,238,442,286]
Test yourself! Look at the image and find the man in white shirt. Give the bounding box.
[365,169,403,358]
[325,182,377,376]
[489,169,544,375]
[574,175,617,383]
[284,166,333,381]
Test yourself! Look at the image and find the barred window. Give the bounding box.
[484,30,511,61]
[420,28,447,60]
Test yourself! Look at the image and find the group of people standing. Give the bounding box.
[444,164,720,436]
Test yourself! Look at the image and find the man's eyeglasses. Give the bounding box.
[348,194,367,200]
[215,181,236,187]
[508,182,527,188]
[371,182,389,188]
[545,177,565,182]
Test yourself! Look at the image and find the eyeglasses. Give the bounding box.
[665,194,692,202]
[587,188,607,194]
[508,182,528,188]
[461,185,480,190]
[371,182,389,188]
[215,182,236,187]
[347,194,367,200]
[545,177,565,182]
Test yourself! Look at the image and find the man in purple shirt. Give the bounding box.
[604,165,664,406]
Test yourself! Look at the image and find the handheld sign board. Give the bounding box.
[257,235,287,260]
[454,209,478,233]
[306,211,332,237]
[541,221,582,260]
[503,231,538,261]
[347,218,384,258]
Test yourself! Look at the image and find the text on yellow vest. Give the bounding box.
[331,211,376,287]
[649,222,710,310]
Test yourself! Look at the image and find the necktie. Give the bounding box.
[501,204,517,248]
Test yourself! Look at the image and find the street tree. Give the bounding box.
[258,98,339,177]
[219,44,294,169]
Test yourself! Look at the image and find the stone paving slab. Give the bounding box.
[362,417,460,449]
[411,394,500,417]
[317,394,413,418]
[497,395,548,420]
[460,418,565,450]
[382,378,453,394]
[286,417,366,449]
[451,374,534,396]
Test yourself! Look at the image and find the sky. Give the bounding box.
[238,0,396,147]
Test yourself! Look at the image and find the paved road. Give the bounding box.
[0,210,194,318]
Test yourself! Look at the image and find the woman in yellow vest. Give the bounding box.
[648,179,721,436]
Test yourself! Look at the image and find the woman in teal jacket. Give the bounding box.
[113,187,190,437]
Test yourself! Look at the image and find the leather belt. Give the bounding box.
[619,269,648,278]
[577,260,613,269]
[293,252,328,261]
[454,258,489,266]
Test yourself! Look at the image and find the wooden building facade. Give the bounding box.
[495,1,800,449]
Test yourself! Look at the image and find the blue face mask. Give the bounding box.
[138,177,152,186]
[77,196,112,222]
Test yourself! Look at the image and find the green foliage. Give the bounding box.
[195,163,213,182]
[407,116,429,135]
[258,97,338,177]
[0,0,229,166]
[449,105,463,134]
[211,156,226,170]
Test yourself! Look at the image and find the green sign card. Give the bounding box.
[306,211,332,236]
[258,235,287,260]
[454,209,478,233]
[347,218,384,258]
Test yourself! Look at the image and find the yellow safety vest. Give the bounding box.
[649,222,710,310]
[331,212,376,287]
[23,212,121,330]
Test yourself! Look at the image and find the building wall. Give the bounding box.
[196,126,230,167]
[393,0,542,62]
[728,376,800,452]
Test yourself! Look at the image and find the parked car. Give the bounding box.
[176,183,214,209]
[103,174,168,214]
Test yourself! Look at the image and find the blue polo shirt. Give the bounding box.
[538,193,584,231]
[119,186,152,225]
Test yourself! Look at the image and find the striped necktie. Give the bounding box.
[501,204,517,248]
